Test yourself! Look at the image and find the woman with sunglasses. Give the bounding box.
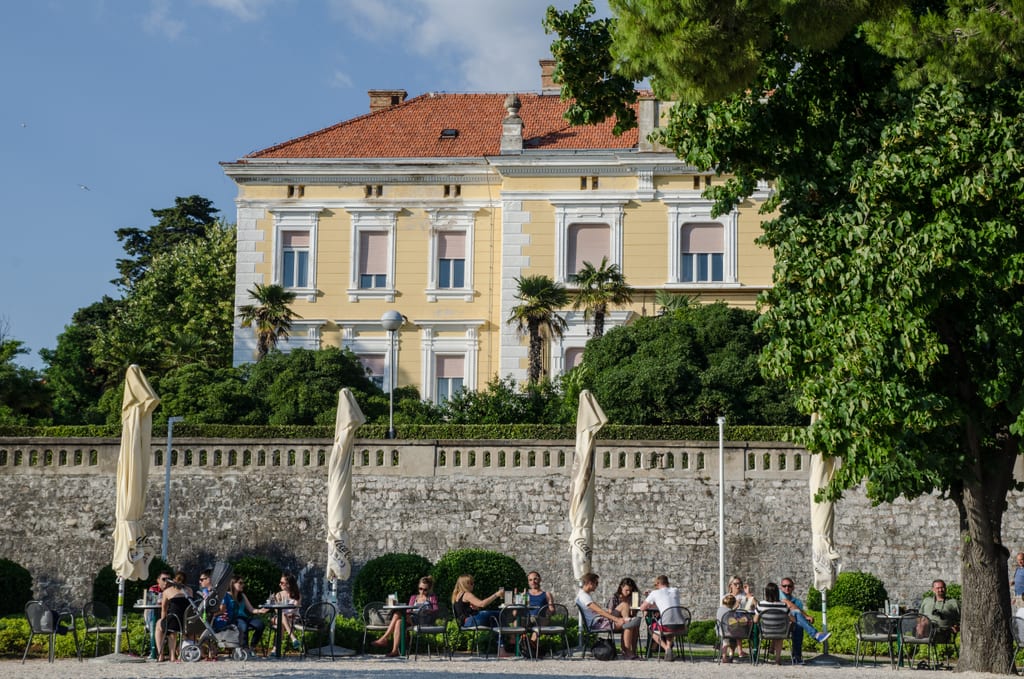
[372,576,438,656]
[726,576,755,657]
[255,572,302,653]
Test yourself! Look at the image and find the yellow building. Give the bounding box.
[222,61,774,402]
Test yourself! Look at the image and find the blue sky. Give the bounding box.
[1,0,598,370]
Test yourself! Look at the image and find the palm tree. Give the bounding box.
[237,283,299,361]
[654,290,695,315]
[572,257,632,339]
[507,274,569,384]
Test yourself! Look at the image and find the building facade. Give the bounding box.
[222,61,775,402]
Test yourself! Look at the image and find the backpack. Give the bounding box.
[591,637,617,661]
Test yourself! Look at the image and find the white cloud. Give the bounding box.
[330,69,354,89]
[143,0,185,40]
[326,0,593,92]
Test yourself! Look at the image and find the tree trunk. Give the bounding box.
[955,477,1013,672]
[592,305,606,339]
[528,323,544,384]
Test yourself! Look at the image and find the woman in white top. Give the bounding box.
[727,575,756,657]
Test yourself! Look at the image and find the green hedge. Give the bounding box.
[0,423,794,441]
[352,553,433,613]
[430,549,527,609]
[0,559,32,617]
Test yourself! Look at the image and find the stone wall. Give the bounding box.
[0,436,1012,620]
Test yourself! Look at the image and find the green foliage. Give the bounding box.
[571,257,632,339]
[230,555,279,608]
[245,347,384,425]
[237,283,299,361]
[156,363,263,425]
[351,553,433,613]
[507,275,569,384]
[824,571,889,612]
[440,376,571,425]
[688,618,717,645]
[115,195,220,289]
[0,558,32,616]
[580,302,801,424]
[816,605,860,655]
[431,549,527,606]
[92,557,171,611]
[0,335,51,425]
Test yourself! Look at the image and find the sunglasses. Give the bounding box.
[781,583,794,589]
[418,587,429,591]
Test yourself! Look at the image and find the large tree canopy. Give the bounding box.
[546,0,1024,671]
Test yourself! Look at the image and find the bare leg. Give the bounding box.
[156,620,166,661]
[375,614,401,646]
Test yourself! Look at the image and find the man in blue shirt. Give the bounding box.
[780,577,831,664]
[1013,553,1024,601]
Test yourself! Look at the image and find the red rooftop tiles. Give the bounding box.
[247,93,638,159]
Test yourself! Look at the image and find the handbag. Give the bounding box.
[591,637,617,661]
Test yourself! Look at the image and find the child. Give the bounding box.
[718,594,739,663]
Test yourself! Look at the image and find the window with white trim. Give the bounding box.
[565,347,585,370]
[566,224,610,282]
[271,208,319,293]
[435,355,465,403]
[426,208,476,302]
[347,208,398,302]
[680,223,724,282]
[358,231,388,288]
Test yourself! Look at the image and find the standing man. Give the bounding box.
[780,577,831,664]
[1013,553,1024,604]
[575,572,642,659]
[639,575,685,661]
[920,579,960,643]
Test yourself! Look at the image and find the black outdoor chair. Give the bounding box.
[855,610,895,667]
[408,604,451,660]
[295,601,337,660]
[83,600,131,657]
[22,601,81,664]
[718,608,754,664]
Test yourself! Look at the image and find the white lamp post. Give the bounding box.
[380,310,404,439]
[161,416,183,561]
[717,415,726,597]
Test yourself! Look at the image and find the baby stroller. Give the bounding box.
[179,562,252,662]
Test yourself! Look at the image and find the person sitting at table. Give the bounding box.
[257,571,301,652]
[607,577,639,618]
[780,576,830,664]
[755,582,789,665]
[452,574,504,628]
[727,576,756,657]
[717,594,739,663]
[525,571,554,656]
[575,572,642,659]
[373,576,439,657]
[919,579,960,643]
[156,571,193,662]
[144,569,170,659]
[217,575,266,651]
[639,574,684,661]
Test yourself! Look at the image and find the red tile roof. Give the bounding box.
[247,93,638,159]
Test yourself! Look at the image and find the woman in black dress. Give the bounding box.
[156,571,193,662]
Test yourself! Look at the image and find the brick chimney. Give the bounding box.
[368,90,407,113]
[540,59,560,95]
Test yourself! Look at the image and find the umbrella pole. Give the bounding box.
[805,588,842,667]
[114,577,125,655]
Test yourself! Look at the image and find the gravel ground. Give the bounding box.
[1,652,996,679]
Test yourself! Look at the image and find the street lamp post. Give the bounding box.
[380,310,403,439]
[162,416,184,561]
[717,415,726,597]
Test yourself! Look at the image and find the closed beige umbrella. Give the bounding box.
[569,390,608,580]
[110,365,160,659]
[326,388,365,584]
[807,412,842,665]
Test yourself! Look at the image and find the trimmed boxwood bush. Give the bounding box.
[0,558,32,616]
[92,557,172,611]
[688,618,718,645]
[808,571,888,613]
[352,553,433,613]
[230,555,279,608]
[430,548,527,607]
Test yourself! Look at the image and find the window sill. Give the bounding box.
[347,288,396,303]
[425,288,475,303]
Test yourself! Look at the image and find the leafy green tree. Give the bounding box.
[0,324,52,425]
[237,283,299,362]
[544,0,1024,669]
[115,195,219,288]
[154,363,263,425]
[41,298,121,423]
[580,302,800,425]
[440,375,569,425]
[507,275,569,384]
[245,347,383,425]
[572,257,632,339]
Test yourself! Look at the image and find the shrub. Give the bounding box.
[92,557,172,611]
[810,571,888,613]
[688,618,717,645]
[430,549,527,606]
[352,553,433,613]
[230,555,280,608]
[0,558,32,616]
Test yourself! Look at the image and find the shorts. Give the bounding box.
[590,617,613,631]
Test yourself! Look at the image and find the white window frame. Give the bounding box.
[425,208,476,302]
[338,321,402,394]
[551,200,625,285]
[273,319,324,353]
[417,320,484,403]
[666,201,739,286]
[347,207,400,302]
[271,208,320,300]
[434,355,466,403]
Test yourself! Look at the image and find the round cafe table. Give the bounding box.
[133,601,162,659]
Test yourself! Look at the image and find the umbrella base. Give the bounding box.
[311,645,356,657]
[94,652,146,663]
[805,652,844,667]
